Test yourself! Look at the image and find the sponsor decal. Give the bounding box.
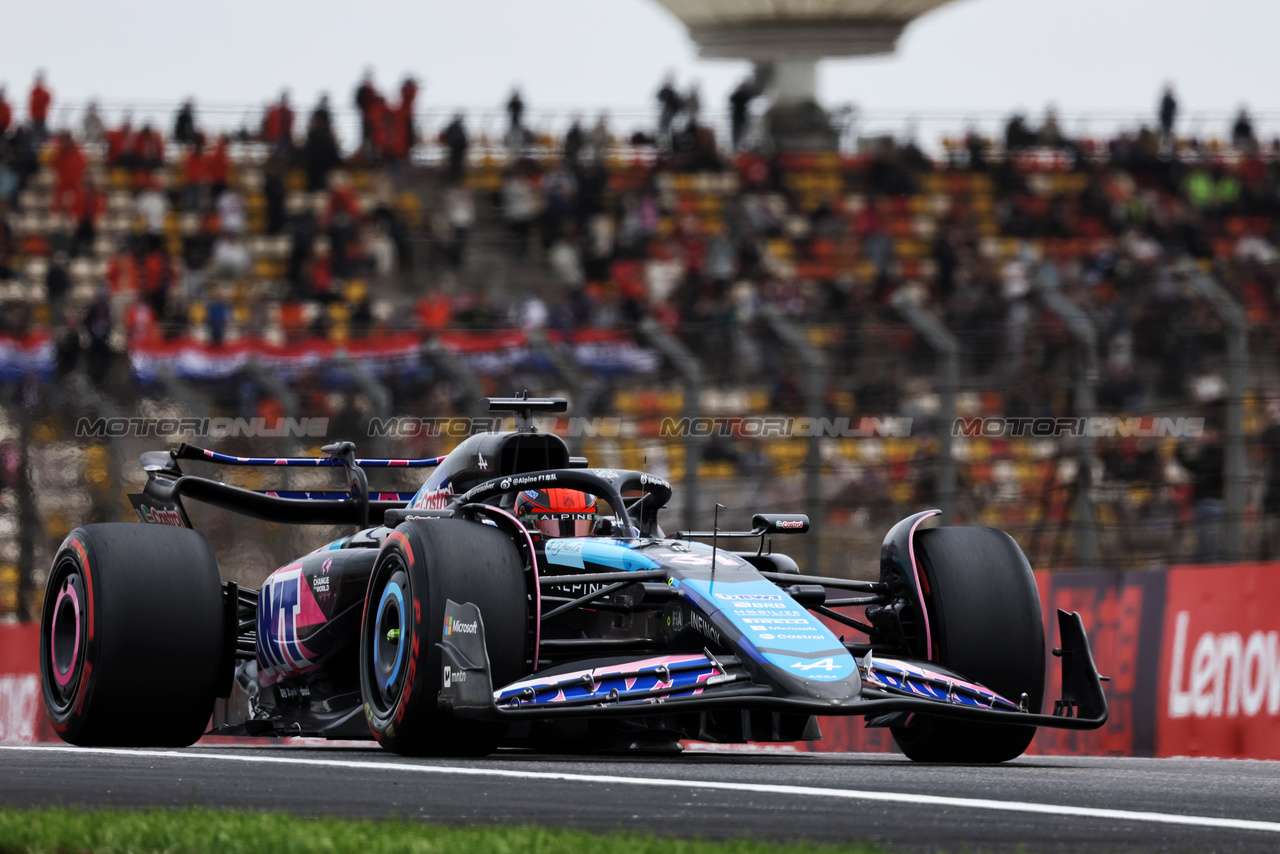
[444,616,478,636]
[256,568,316,682]
[443,665,467,688]
[591,469,620,480]
[776,520,805,530]
[714,593,784,602]
[791,657,841,672]
[689,611,722,645]
[137,504,186,527]
[640,474,671,490]
[1157,563,1280,761]
[410,484,453,511]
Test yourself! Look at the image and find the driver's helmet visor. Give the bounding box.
[534,514,596,538]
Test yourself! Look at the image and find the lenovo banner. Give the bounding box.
[1157,564,1280,760]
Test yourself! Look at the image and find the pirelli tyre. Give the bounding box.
[40,524,226,746]
[359,519,527,756]
[890,526,1045,763]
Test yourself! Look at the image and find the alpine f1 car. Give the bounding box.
[40,396,1107,762]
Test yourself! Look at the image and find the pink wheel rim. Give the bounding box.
[50,582,81,687]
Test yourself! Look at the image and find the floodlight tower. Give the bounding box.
[652,0,960,148]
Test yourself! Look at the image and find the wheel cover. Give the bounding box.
[44,557,87,714]
[364,557,412,717]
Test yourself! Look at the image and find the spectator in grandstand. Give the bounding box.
[502,164,539,256]
[1232,107,1256,152]
[262,92,295,155]
[28,72,51,144]
[354,69,379,154]
[506,88,526,152]
[133,122,166,173]
[563,117,584,167]
[135,179,168,253]
[50,132,86,214]
[656,74,680,147]
[105,116,135,166]
[0,87,10,136]
[182,135,209,211]
[173,99,198,146]
[729,76,759,152]
[1004,112,1036,151]
[399,76,419,148]
[211,233,251,279]
[1158,84,1178,140]
[587,114,611,165]
[304,104,341,191]
[207,133,230,198]
[216,185,246,234]
[81,101,105,145]
[45,251,69,317]
[441,113,468,184]
[1177,419,1225,563]
[324,172,361,277]
[69,179,105,257]
[83,287,113,385]
[684,82,701,125]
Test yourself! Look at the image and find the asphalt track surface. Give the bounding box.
[2,744,1279,853]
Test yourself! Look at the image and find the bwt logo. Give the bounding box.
[1167,612,1280,719]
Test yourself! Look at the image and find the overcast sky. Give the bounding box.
[3,0,1276,141]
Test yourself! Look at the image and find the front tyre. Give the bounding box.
[890,526,1045,763]
[359,520,527,756]
[40,524,225,746]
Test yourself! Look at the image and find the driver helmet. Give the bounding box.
[515,488,597,539]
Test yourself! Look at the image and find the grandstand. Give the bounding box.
[1,76,1278,620]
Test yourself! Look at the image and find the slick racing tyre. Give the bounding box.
[40,524,225,746]
[890,526,1045,763]
[359,519,527,756]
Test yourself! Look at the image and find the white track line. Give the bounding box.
[3,745,1278,836]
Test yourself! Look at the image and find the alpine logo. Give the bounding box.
[790,657,840,672]
[444,616,478,636]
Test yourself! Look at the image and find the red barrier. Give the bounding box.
[1156,564,1280,760]
[0,623,52,743]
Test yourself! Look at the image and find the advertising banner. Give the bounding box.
[1157,564,1280,760]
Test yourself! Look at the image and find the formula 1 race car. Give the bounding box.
[40,396,1107,762]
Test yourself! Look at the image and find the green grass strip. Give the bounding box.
[0,807,895,854]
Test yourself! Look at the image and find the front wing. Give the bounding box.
[438,601,1108,732]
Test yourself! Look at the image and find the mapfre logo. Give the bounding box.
[1167,611,1280,719]
[138,504,185,527]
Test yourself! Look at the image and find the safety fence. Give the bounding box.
[3,560,1279,758]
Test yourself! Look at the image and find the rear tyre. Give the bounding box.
[359,520,527,756]
[890,526,1044,763]
[40,524,225,746]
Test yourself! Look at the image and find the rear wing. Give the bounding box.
[129,442,442,528]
